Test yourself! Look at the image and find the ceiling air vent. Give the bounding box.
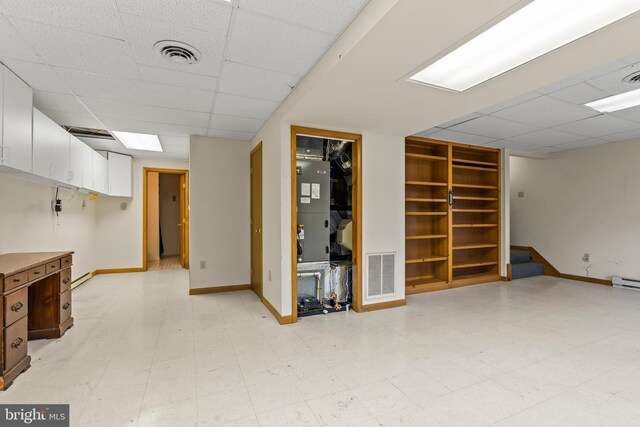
[622,70,640,85]
[154,40,201,65]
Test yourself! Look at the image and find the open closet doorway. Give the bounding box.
[143,168,190,271]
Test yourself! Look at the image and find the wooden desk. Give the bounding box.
[0,252,74,390]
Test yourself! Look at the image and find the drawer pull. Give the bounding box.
[13,278,20,283]
[62,302,70,310]
[11,337,24,348]
[63,277,70,284]
[33,271,41,275]
[11,302,24,312]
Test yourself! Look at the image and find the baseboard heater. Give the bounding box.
[612,275,640,291]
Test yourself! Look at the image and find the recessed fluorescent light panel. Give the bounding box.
[585,87,640,112]
[113,131,163,152]
[409,0,640,92]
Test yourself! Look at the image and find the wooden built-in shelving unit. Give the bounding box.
[405,136,501,295]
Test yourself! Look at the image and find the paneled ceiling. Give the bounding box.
[415,53,640,155]
[0,0,369,160]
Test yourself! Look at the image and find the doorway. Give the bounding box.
[250,143,263,297]
[291,126,362,322]
[143,168,189,271]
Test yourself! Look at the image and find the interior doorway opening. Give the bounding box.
[143,168,189,271]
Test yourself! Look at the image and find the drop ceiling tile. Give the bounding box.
[484,140,542,151]
[609,105,640,124]
[599,128,640,142]
[39,109,104,129]
[412,128,440,138]
[548,82,612,105]
[479,91,541,114]
[120,14,226,77]
[587,62,640,95]
[81,98,211,127]
[492,96,598,128]
[449,116,539,139]
[116,0,232,34]
[553,114,640,137]
[437,113,482,129]
[226,9,335,76]
[219,62,299,102]
[533,146,564,154]
[101,115,207,137]
[10,18,139,78]
[554,138,608,150]
[206,128,255,141]
[137,65,217,91]
[237,0,367,35]
[33,91,88,114]
[159,135,189,148]
[536,60,629,94]
[0,0,122,38]
[213,93,279,120]
[117,79,215,112]
[0,16,41,62]
[509,129,585,146]
[426,129,495,146]
[54,69,124,101]
[210,114,264,133]
[1,59,71,93]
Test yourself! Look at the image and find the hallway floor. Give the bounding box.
[147,255,182,270]
[3,272,640,426]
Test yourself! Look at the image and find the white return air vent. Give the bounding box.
[613,275,640,291]
[366,252,396,299]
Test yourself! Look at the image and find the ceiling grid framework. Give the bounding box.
[0,0,369,160]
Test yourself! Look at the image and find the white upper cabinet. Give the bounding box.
[105,152,132,197]
[81,141,93,192]
[1,65,33,173]
[32,108,69,183]
[68,134,84,188]
[92,151,108,194]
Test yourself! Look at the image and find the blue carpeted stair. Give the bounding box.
[510,249,545,279]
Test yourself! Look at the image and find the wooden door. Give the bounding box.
[179,173,186,268]
[250,144,263,297]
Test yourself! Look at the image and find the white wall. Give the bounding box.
[361,132,405,305]
[95,158,188,270]
[0,173,97,280]
[189,136,251,289]
[510,139,640,280]
[159,173,181,256]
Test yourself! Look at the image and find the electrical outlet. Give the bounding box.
[518,191,525,198]
[582,253,590,263]
[200,260,206,269]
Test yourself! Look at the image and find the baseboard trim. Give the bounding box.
[361,299,406,312]
[189,284,251,295]
[71,271,94,290]
[559,273,612,286]
[500,276,508,282]
[93,267,145,275]
[261,297,295,325]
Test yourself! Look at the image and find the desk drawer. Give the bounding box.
[46,260,60,275]
[60,268,71,293]
[4,287,27,326]
[60,290,71,325]
[4,271,28,292]
[27,265,45,282]
[61,256,72,269]
[5,315,28,372]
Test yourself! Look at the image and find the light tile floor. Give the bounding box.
[2,271,640,426]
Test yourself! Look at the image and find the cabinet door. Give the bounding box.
[107,152,132,197]
[81,143,93,192]
[32,108,69,183]
[92,151,108,194]
[68,135,84,187]
[2,65,33,172]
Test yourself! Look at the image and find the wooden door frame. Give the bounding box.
[290,126,363,322]
[143,167,190,271]
[250,142,263,298]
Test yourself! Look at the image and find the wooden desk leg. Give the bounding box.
[0,355,31,391]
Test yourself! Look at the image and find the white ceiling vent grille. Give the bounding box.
[366,253,396,299]
[154,40,201,65]
[622,71,640,85]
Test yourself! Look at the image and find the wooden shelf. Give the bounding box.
[452,209,498,213]
[453,196,498,201]
[452,261,498,269]
[406,235,448,240]
[406,211,447,216]
[406,153,447,161]
[406,256,448,264]
[453,224,498,228]
[452,274,501,287]
[453,243,498,250]
[452,158,498,167]
[406,181,448,187]
[406,278,448,294]
[405,198,447,203]
[453,165,497,172]
[453,184,498,190]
